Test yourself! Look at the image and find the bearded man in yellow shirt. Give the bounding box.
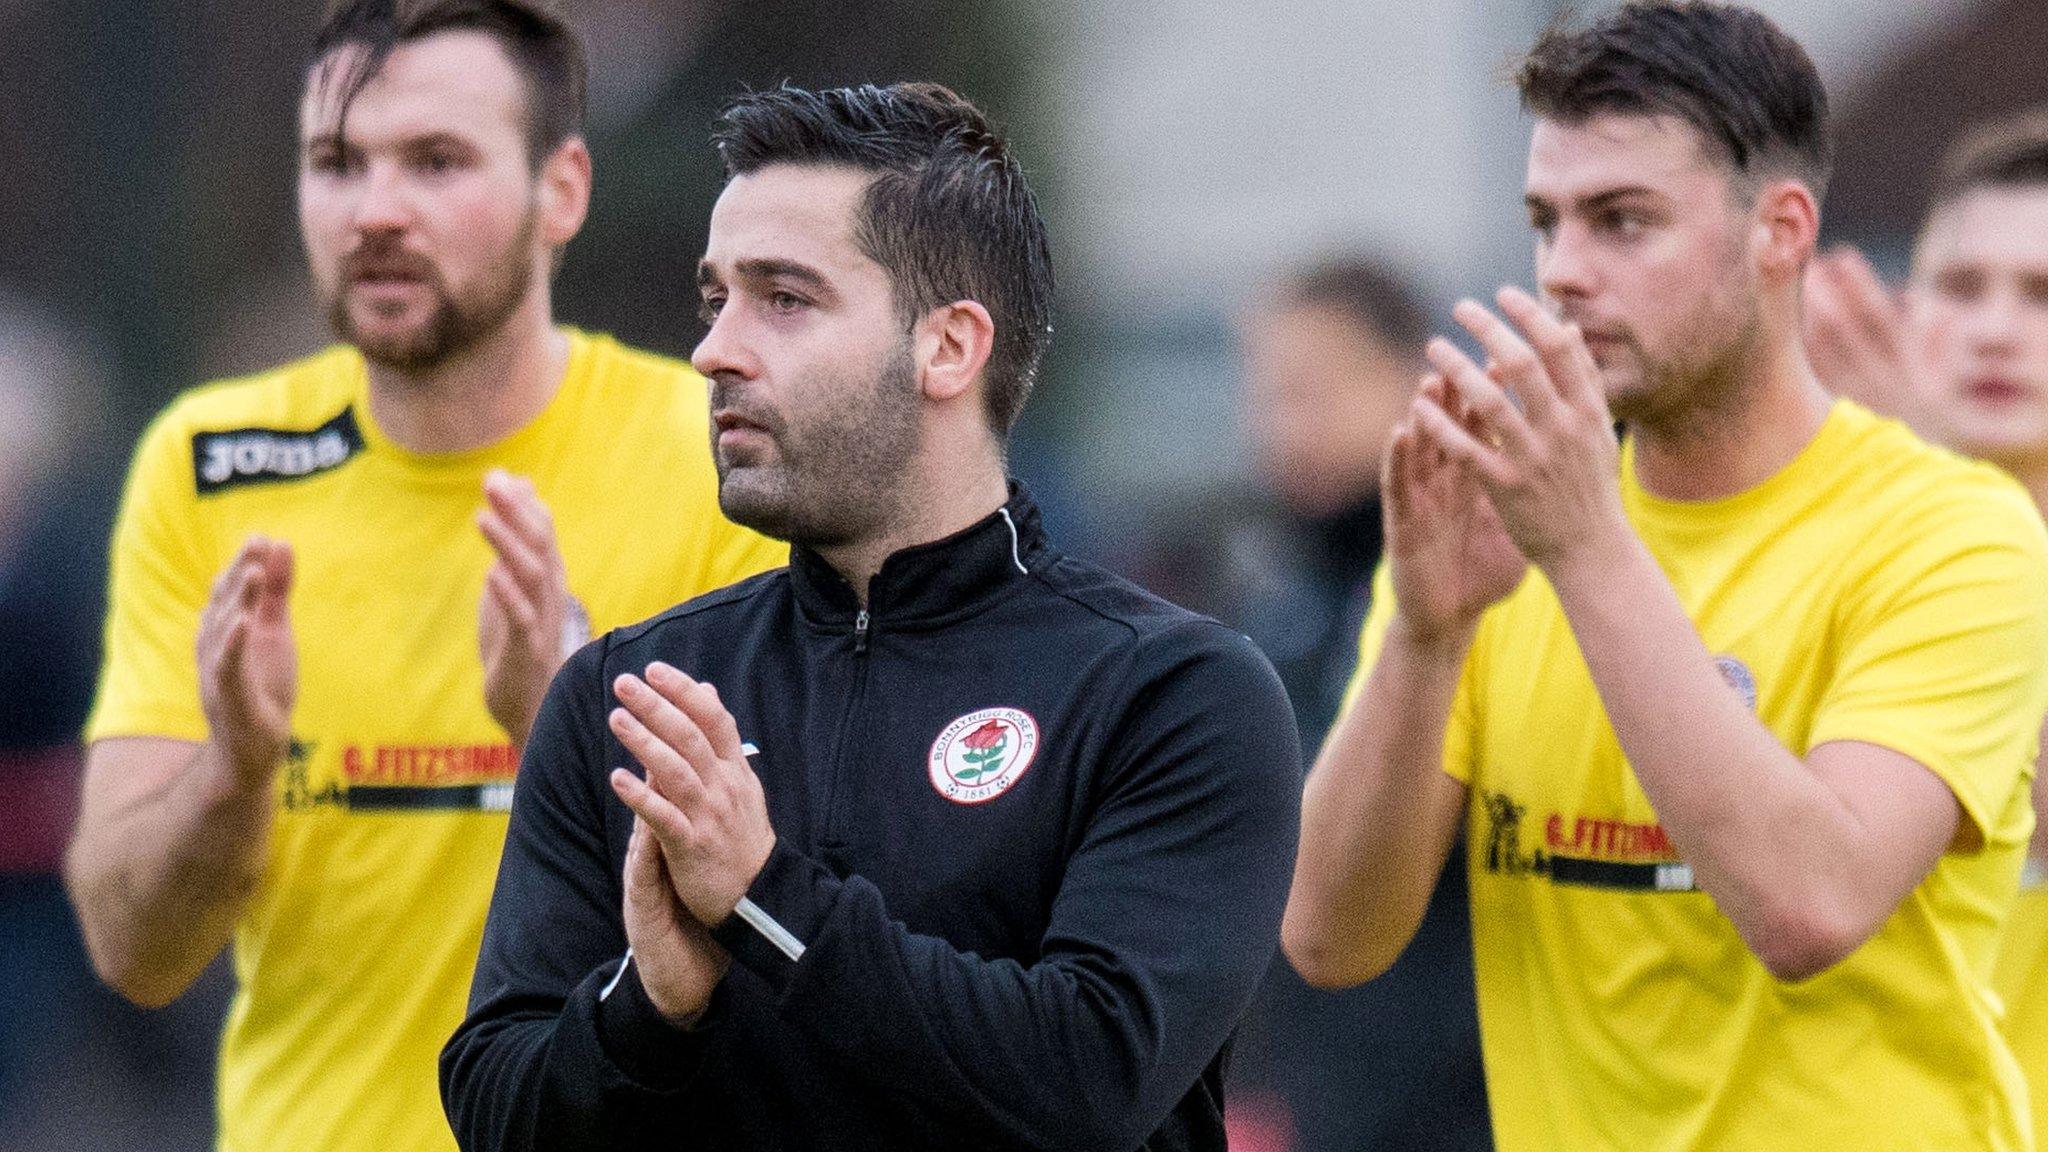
[1284,4,2048,1150]
[62,3,783,1149]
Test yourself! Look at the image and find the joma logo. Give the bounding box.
[192,408,364,495]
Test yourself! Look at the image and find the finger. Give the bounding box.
[478,508,553,595]
[1830,247,1902,349]
[1806,282,1886,378]
[625,818,675,904]
[616,672,724,779]
[484,471,563,565]
[1425,337,1538,458]
[214,613,253,703]
[602,688,708,807]
[208,538,270,605]
[202,560,260,646]
[647,663,747,764]
[625,819,656,891]
[484,564,541,634]
[252,541,294,626]
[1412,392,1517,489]
[611,767,695,849]
[1385,422,1435,529]
[1493,287,1583,418]
[1417,373,1463,473]
[1382,422,1411,518]
[1452,298,1557,413]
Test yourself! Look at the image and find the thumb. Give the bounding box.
[254,541,295,628]
[625,818,666,900]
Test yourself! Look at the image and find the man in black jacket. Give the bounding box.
[440,81,1302,1152]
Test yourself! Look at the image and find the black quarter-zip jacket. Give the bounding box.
[441,487,1302,1151]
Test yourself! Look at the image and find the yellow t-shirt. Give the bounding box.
[85,330,786,1152]
[1999,869,2048,1144]
[1349,401,2048,1151]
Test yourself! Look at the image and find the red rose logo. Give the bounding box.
[955,720,1009,781]
[929,709,1040,805]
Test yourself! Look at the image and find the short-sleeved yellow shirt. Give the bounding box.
[1348,401,2048,1151]
[86,330,787,1152]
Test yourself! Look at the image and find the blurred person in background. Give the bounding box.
[0,295,143,1143]
[1806,106,2048,1145]
[1223,259,1490,1152]
[62,2,782,1150]
[1285,4,2048,1149]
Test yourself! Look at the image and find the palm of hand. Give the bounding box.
[478,573,565,739]
[623,824,729,1023]
[1391,459,1527,636]
[240,614,299,739]
[199,598,297,772]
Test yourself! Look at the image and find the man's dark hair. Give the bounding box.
[712,82,1055,437]
[1278,258,1430,355]
[309,0,587,169]
[1928,108,2048,213]
[1516,1,1832,201]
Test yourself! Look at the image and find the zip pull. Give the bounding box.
[854,608,871,653]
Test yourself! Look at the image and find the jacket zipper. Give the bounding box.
[820,609,873,855]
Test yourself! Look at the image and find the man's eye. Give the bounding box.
[769,291,807,313]
[1598,212,1645,239]
[1935,271,1985,301]
[698,296,726,325]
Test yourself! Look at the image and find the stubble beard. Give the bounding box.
[321,206,539,376]
[712,339,924,547]
[1604,258,1767,443]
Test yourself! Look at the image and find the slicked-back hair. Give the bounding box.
[309,0,586,170]
[1278,259,1431,356]
[1929,108,2048,212]
[712,82,1055,437]
[1517,1,1832,202]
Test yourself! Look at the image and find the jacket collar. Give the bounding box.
[790,482,1049,630]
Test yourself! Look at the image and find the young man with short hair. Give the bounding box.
[1284,5,2048,1149]
[64,4,783,1148]
[441,81,1301,1152]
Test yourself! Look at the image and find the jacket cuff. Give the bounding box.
[711,840,838,994]
[591,953,724,1092]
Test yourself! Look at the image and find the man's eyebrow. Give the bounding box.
[697,257,835,295]
[732,258,831,291]
[1525,186,1662,214]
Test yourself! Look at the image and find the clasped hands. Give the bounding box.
[608,661,777,1026]
[1386,285,1631,642]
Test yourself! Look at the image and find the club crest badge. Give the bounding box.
[928,707,1039,805]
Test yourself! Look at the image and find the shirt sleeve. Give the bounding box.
[1337,562,1482,785]
[440,638,730,1152]
[703,623,1302,1150]
[1808,487,2048,848]
[83,405,216,744]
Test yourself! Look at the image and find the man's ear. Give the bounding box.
[1753,177,1820,287]
[536,137,593,250]
[915,300,997,404]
